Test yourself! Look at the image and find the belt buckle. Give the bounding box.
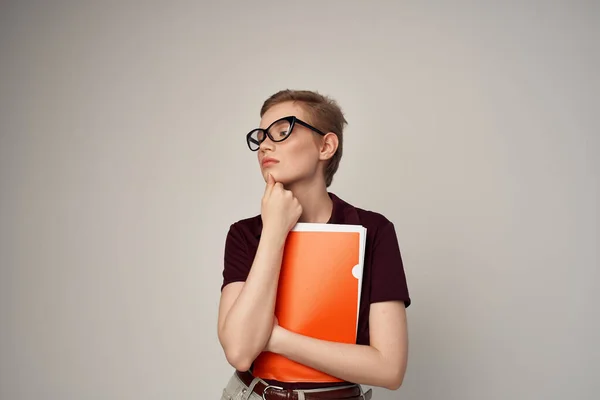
[262,385,284,400]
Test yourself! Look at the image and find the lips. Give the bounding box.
[262,157,279,167]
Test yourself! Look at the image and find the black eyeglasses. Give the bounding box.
[246,116,326,151]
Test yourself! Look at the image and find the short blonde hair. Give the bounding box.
[260,89,348,187]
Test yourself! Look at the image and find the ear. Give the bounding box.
[319,132,339,161]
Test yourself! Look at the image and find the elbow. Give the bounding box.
[227,354,253,372]
[223,345,255,372]
[384,375,404,391]
[219,326,266,372]
[384,365,406,390]
[385,377,403,391]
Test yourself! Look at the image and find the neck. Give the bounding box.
[286,178,333,224]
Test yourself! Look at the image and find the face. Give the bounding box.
[257,102,324,186]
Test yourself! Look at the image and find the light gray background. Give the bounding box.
[1,1,598,399]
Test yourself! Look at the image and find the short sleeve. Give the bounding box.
[221,223,251,291]
[370,221,411,307]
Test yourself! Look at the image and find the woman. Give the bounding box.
[218,90,411,400]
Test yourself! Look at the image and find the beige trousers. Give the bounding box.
[220,372,262,400]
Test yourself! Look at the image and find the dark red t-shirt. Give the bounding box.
[221,192,411,389]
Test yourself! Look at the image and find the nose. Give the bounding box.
[259,135,275,152]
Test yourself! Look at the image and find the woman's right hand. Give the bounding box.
[261,174,303,236]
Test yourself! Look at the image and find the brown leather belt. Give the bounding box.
[235,371,372,400]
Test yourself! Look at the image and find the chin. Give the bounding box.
[263,171,292,185]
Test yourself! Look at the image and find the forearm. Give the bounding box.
[270,329,406,390]
[221,229,286,368]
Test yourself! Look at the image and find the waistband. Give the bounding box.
[235,370,372,400]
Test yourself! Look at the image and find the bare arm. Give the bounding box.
[217,229,286,371]
[266,301,408,390]
[217,175,302,371]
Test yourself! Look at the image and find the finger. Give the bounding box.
[264,173,276,195]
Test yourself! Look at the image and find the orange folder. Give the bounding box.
[253,223,367,383]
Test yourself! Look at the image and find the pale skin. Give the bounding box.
[217,101,408,390]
